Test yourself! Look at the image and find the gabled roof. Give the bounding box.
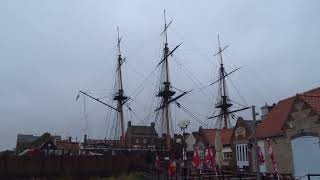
[256,87,320,139]
[230,117,253,141]
[199,128,233,146]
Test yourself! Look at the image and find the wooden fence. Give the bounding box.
[0,155,140,178]
[0,155,295,179]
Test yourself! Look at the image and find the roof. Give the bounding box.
[86,139,120,145]
[56,141,80,150]
[17,134,40,143]
[126,124,158,136]
[230,117,254,141]
[298,87,320,112]
[256,87,320,139]
[199,128,233,146]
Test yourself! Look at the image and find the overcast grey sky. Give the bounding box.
[0,0,319,151]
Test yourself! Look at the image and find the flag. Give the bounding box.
[192,147,201,168]
[205,146,216,169]
[155,153,160,168]
[257,145,265,164]
[168,160,177,176]
[267,138,279,179]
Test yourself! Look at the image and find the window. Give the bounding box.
[143,139,147,144]
[199,150,205,159]
[223,152,232,160]
[135,138,139,144]
[236,144,248,162]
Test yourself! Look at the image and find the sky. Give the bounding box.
[0,0,319,151]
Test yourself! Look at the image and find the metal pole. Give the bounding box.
[182,127,187,180]
[252,105,261,180]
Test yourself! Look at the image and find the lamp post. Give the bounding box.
[178,120,190,180]
[252,105,260,180]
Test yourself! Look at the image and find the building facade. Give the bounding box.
[252,87,320,177]
[125,121,158,150]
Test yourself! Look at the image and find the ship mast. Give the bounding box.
[208,35,250,128]
[158,10,175,150]
[77,27,129,146]
[113,27,128,145]
[214,35,232,129]
[155,10,188,150]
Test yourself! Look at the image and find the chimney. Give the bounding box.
[151,122,155,127]
[128,121,131,127]
[84,134,87,144]
[261,103,274,120]
[68,136,72,142]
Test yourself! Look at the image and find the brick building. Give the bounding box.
[125,121,158,149]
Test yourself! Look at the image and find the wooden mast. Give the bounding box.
[162,10,174,150]
[155,10,187,150]
[215,35,233,129]
[157,10,175,150]
[114,27,128,145]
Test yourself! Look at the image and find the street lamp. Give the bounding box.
[178,119,190,179]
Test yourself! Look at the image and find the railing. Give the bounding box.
[134,164,295,180]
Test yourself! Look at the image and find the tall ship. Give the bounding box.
[76,11,247,158]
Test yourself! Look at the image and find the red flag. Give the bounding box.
[192,147,201,168]
[155,153,160,168]
[205,146,216,169]
[257,145,265,164]
[168,160,177,176]
[267,138,279,173]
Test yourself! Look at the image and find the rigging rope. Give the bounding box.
[175,102,207,127]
